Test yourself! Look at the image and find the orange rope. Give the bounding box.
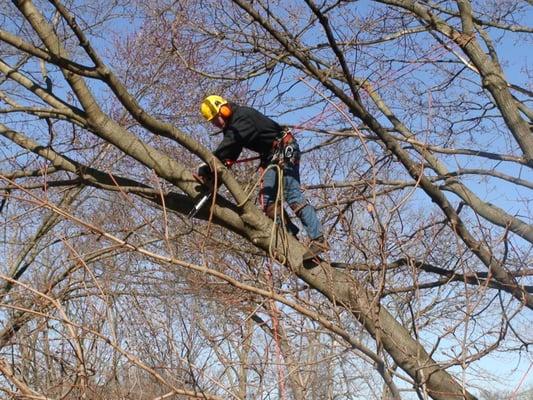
[265,260,287,400]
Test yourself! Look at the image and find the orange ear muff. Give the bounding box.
[219,104,232,119]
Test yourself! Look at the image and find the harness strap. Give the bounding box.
[272,128,294,150]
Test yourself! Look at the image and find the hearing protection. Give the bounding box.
[219,103,232,119]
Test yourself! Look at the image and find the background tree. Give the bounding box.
[0,0,531,399]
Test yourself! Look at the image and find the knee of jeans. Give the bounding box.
[261,175,278,205]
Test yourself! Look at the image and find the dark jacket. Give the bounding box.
[213,103,283,163]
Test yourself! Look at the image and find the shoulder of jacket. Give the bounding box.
[230,104,255,122]
[231,103,258,114]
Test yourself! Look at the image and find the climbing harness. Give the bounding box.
[270,127,297,166]
[251,128,303,253]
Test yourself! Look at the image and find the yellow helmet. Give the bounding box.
[200,95,228,121]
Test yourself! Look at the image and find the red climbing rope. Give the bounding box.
[265,260,287,400]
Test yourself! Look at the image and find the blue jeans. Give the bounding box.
[260,141,323,240]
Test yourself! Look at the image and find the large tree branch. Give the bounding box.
[375,0,533,163]
[0,123,238,229]
[230,2,486,399]
[0,58,86,124]
[422,1,533,33]
[47,0,254,211]
[0,27,100,78]
[360,82,533,245]
[230,1,533,397]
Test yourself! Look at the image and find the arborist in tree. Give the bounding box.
[198,95,329,260]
